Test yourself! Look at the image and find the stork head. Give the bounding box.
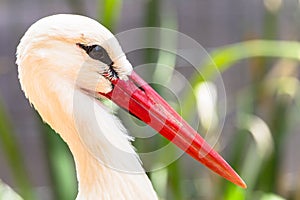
[16,14,246,188]
[16,14,133,96]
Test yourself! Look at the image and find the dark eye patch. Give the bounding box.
[77,43,113,66]
[77,43,119,81]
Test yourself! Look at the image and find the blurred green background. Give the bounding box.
[1,0,300,199]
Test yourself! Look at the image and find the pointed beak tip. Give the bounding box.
[224,162,247,188]
[231,173,247,188]
[239,179,247,189]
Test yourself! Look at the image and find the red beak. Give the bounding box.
[100,71,246,188]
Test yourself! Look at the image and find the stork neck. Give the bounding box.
[45,87,157,200]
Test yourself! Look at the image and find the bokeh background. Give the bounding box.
[1,0,300,199]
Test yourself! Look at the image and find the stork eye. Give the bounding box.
[77,43,113,66]
[77,43,118,81]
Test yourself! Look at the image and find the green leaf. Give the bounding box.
[98,0,122,31]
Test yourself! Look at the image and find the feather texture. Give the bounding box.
[16,14,158,200]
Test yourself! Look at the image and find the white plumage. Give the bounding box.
[17,14,158,200]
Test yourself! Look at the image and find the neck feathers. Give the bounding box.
[21,74,157,199]
[65,89,158,199]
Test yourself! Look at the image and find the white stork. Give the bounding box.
[16,14,246,200]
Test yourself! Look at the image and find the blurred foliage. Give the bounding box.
[98,0,122,32]
[0,101,35,200]
[180,39,300,200]
[1,0,300,200]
